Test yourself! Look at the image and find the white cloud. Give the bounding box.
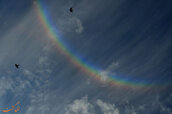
[36,56,52,75]
[96,99,119,114]
[74,17,84,33]
[23,69,35,80]
[138,105,145,110]
[132,112,137,114]
[65,96,120,114]
[68,17,84,34]
[26,90,50,114]
[65,96,93,114]
[58,16,84,34]
[0,75,32,97]
[99,70,109,82]
[22,69,42,88]
[107,62,119,71]
[153,95,172,114]
[0,76,13,96]
[124,107,138,114]
[99,61,119,82]
[38,56,48,65]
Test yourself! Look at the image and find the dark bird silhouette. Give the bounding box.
[15,64,19,68]
[69,7,73,12]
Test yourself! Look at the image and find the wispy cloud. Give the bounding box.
[26,90,50,114]
[57,16,84,34]
[74,17,84,34]
[0,76,13,97]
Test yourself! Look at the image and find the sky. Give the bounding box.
[0,0,172,114]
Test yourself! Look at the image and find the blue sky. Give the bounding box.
[0,0,172,114]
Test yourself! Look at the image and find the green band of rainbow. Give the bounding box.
[35,0,165,89]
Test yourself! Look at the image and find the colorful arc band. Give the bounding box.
[35,0,166,89]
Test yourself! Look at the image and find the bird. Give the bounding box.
[15,64,19,68]
[69,7,73,12]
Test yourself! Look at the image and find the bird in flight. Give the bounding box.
[69,7,73,12]
[15,64,19,68]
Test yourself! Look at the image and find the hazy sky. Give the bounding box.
[0,0,172,114]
